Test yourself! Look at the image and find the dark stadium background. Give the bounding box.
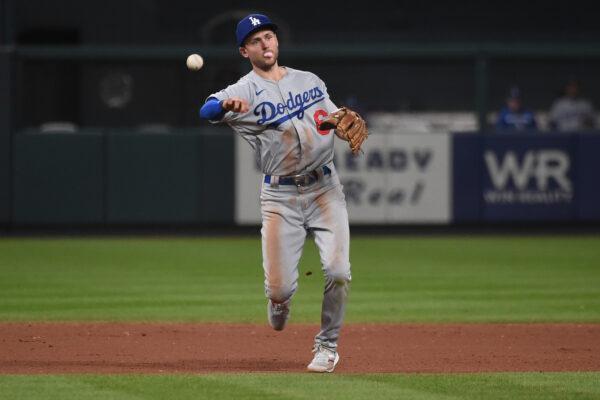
[1,0,599,231]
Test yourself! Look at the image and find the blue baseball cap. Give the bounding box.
[236,13,278,47]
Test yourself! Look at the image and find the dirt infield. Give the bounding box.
[1,323,599,374]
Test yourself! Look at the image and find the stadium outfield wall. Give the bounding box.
[236,131,600,225]
[1,129,600,228]
[453,132,600,223]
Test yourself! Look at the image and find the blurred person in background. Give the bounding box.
[548,78,596,131]
[495,86,537,132]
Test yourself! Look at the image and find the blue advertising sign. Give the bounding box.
[481,134,576,221]
[452,134,482,222]
[576,135,600,220]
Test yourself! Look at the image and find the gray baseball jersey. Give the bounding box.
[208,66,351,350]
[208,67,339,175]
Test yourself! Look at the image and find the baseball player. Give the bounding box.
[495,86,537,132]
[199,13,368,373]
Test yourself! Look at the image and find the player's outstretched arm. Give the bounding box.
[199,97,250,121]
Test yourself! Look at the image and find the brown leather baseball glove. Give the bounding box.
[318,107,368,155]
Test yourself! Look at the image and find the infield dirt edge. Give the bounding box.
[1,322,599,374]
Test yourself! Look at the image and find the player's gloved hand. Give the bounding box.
[222,97,250,113]
[318,107,369,155]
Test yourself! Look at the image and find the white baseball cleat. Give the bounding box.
[267,299,290,331]
[307,344,340,373]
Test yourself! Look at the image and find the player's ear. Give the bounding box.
[239,46,249,58]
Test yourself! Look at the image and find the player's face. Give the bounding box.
[239,30,279,70]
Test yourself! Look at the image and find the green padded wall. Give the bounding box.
[0,50,12,225]
[106,131,202,224]
[13,131,104,224]
[106,128,234,225]
[198,128,234,224]
[11,128,235,226]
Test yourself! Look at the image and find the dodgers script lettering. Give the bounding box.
[254,87,325,126]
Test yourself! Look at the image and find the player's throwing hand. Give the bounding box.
[222,98,250,113]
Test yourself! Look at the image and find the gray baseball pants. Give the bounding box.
[260,165,351,349]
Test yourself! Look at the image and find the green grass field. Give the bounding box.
[1,236,599,322]
[1,235,599,399]
[1,373,600,400]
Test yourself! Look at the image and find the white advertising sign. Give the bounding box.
[235,133,451,224]
[334,133,450,223]
[235,135,263,224]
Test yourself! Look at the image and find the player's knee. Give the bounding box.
[323,258,351,284]
[325,269,351,285]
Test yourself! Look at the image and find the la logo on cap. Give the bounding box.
[250,16,261,26]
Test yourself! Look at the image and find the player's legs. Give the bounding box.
[306,181,351,350]
[261,191,306,329]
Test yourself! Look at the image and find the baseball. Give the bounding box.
[186,54,204,71]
